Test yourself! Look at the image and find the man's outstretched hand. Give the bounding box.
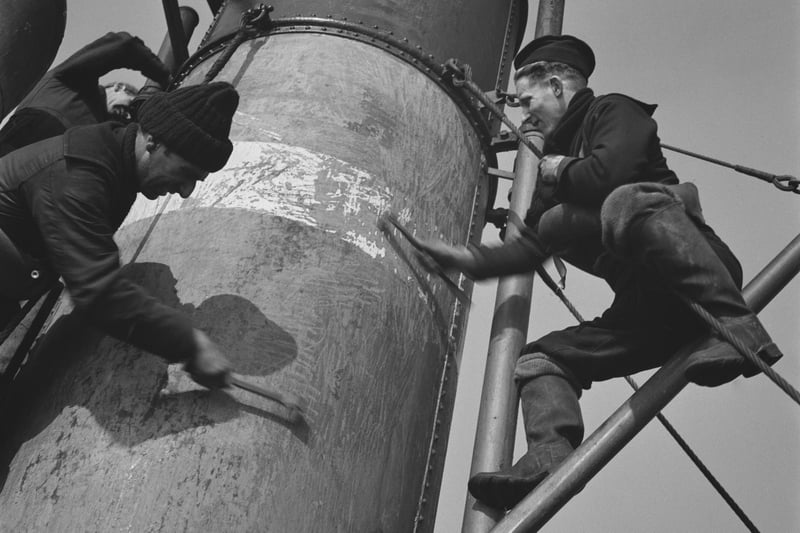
[184,329,232,389]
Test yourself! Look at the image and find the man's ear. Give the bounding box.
[549,76,563,97]
[144,134,159,153]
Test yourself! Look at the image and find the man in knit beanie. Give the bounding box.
[0,81,239,389]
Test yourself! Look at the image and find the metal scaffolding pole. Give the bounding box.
[492,232,800,532]
[462,3,564,531]
[161,0,191,68]
[461,128,542,532]
[140,5,199,97]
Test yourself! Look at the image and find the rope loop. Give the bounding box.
[772,174,800,194]
[241,3,272,28]
[442,58,470,87]
[442,59,543,158]
[203,3,273,84]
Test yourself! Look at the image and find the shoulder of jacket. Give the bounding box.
[63,124,118,163]
[590,93,658,116]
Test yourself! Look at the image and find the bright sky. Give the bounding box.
[52,1,799,532]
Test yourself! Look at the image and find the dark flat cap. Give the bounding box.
[514,35,595,78]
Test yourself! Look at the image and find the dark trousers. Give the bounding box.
[517,181,743,390]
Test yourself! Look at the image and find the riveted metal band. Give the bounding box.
[176,15,495,156]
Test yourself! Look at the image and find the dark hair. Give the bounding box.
[514,61,587,90]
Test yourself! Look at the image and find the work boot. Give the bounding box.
[685,315,782,387]
[620,200,782,386]
[468,374,583,510]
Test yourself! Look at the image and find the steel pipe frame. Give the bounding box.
[139,6,199,101]
[461,129,544,533]
[461,2,564,531]
[161,0,191,68]
[493,231,800,532]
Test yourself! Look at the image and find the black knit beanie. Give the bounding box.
[138,82,239,172]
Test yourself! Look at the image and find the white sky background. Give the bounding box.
[51,1,798,532]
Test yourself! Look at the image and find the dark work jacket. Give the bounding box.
[470,88,735,283]
[0,122,195,362]
[529,88,678,222]
[0,32,169,156]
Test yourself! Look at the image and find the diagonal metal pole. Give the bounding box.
[161,0,191,68]
[492,232,800,532]
[139,5,199,99]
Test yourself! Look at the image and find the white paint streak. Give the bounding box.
[343,230,386,259]
[123,141,392,258]
[397,207,413,226]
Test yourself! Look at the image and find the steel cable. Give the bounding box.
[442,60,798,196]
[683,299,800,407]
[662,144,800,195]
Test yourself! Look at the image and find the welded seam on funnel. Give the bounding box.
[128,198,170,264]
[197,0,228,48]
[494,0,521,94]
[380,226,449,346]
[413,348,455,532]
[414,164,486,527]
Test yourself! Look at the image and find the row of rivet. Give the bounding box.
[182,12,496,158]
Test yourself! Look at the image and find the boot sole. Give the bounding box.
[468,471,549,510]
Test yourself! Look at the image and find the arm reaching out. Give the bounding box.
[418,227,550,281]
[416,239,478,274]
[55,32,170,88]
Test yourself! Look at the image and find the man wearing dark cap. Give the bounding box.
[0,32,170,157]
[0,81,239,388]
[418,35,782,509]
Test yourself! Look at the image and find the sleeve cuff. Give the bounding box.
[554,156,579,201]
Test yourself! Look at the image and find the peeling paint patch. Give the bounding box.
[343,231,386,259]
[397,207,413,226]
[123,141,392,258]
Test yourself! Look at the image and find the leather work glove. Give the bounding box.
[525,155,565,228]
[184,329,232,389]
[538,154,565,180]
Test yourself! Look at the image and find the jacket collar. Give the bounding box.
[119,123,138,187]
[63,122,139,194]
[544,87,595,154]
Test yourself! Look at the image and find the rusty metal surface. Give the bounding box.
[202,0,527,91]
[0,0,66,119]
[0,34,485,532]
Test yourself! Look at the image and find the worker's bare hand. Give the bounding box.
[185,329,232,389]
[415,239,476,274]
